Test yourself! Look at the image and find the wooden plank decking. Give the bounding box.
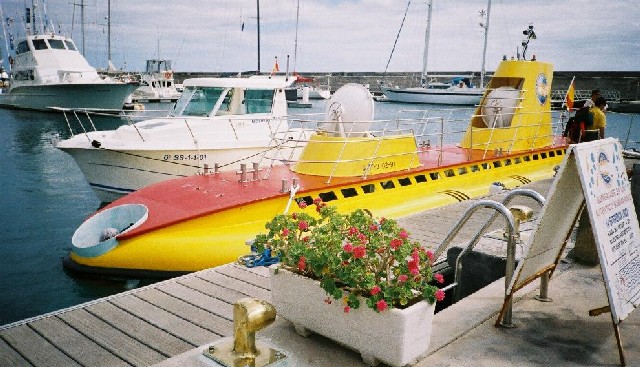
[0,180,553,367]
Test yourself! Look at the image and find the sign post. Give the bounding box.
[496,138,640,366]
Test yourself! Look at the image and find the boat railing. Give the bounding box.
[261,108,565,183]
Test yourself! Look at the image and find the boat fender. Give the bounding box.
[91,140,101,148]
[99,227,120,242]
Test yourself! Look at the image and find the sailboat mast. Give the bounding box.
[256,0,261,73]
[420,0,433,87]
[293,0,299,72]
[480,0,491,88]
[107,0,111,65]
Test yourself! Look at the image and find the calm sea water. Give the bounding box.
[0,100,638,326]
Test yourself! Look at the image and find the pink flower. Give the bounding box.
[398,274,408,283]
[348,226,359,236]
[342,242,353,253]
[313,197,322,205]
[281,228,290,236]
[369,224,379,231]
[399,230,408,239]
[376,299,388,312]
[390,238,403,250]
[297,256,306,272]
[370,285,381,295]
[435,289,445,302]
[353,246,366,259]
[298,220,309,231]
[408,259,419,275]
[434,273,444,284]
[297,200,307,209]
[344,306,350,313]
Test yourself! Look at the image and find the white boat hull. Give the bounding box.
[0,83,138,112]
[380,86,483,105]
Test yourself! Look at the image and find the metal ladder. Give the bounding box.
[432,188,546,326]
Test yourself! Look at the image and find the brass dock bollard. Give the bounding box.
[203,298,287,367]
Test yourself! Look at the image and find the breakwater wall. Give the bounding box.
[175,70,640,100]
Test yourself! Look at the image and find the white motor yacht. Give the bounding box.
[0,34,138,112]
[55,77,303,203]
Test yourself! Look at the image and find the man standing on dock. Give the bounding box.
[585,96,607,141]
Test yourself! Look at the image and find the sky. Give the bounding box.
[1,0,639,73]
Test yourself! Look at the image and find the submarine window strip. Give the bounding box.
[444,169,455,178]
[362,184,376,194]
[493,161,502,168]
[415,174,427,183]
[504,159,512,166]
[398,177,412,186]
[532,154,539,160]
[380,181,395,190]
[319,192,338,202]
[341,187,358,198]
[549,151,556,158]
[470,165,480,172]
[430,172,440,180]
[541,152,548,159]
[458,167,468,175]
[514,157,522,164]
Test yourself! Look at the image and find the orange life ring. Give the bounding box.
[164,71,172,79]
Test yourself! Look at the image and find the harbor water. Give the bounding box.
[1,100,639,326]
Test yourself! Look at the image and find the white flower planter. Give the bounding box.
[269,266,435,367]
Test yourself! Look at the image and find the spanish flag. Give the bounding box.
[565,77,575,111]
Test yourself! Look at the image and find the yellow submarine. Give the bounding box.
[64,58,568,278]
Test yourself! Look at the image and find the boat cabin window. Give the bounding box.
[398,177,412,186]
[444,169,455,177]
[415,174,427,183]
[32,39,48,50]
[64,40,77,51]
[47,39,66,50]
[173,86,225,117]
[16,41,30,54]
[380,180,395,190]
[245,89,274,114]
[430,172,440,180]
[470,165,480,172]
[362,184,375,194]
[319,191,338,202]
[514,157,522,164]
[341,188,358,198]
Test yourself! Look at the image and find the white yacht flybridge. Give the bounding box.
[0,2,138,112]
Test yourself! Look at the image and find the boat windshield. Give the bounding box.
[172,86,226,117]
[47,39,66,50]
[64,40,77,51]
[245,89,274,114]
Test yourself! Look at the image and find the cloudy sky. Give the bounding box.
[1,0,638,73]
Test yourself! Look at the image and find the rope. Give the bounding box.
[383,0,412,78]
[283,182,300,214]
[237,248,280,268]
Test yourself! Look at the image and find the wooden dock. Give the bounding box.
[0,180,553,367]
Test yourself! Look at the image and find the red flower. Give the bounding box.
[376,299,388,312]
[302,236,310,242]
[298,200,307,209]
[390,238,403,250]
[369,224,379,231]
[370,285,381,295]
[348,226,359,236]
[397,274,408,283]
[291,212,297,220]
[353,246,366,259]
[435,289,445,302]
[399,230,408,239]
[408,259,419,275]
[281,228,290,236]
[434,273,444,284]
[357,233,368,244]
[426,250,435,262]
[298,220,309,231]
[298,256,306,272]
[344,306,350,313]
[313,197,322,205]
[342,242,353,253]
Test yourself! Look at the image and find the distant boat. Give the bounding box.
[380,0,491,105]
[56,77,300,203]
[130,59,182,103]
[0,3,137,112]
